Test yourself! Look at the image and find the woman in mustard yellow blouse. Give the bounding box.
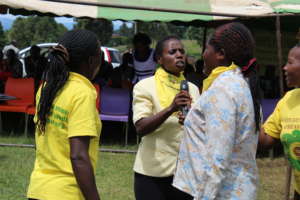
[132,36,200,200]
[27,30,102,200]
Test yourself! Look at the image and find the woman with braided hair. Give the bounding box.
[173,22,261,199]
[27,29,102,200]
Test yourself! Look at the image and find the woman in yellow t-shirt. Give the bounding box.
[132,35,200,200]
[27,30,102,200]
[259,44,300,200]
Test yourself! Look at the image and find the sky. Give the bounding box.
[0,13,126,30]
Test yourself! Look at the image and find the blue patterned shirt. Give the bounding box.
[173,68,258,200]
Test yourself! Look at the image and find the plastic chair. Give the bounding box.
[261,98,280,158]
[24,84,100,136]
[261,98,280,122]
[94,83,100,112]
[0,77,34,135]
[99,86,131,145]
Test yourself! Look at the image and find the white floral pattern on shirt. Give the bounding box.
[173,68,258,200]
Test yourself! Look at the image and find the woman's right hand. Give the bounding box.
[169,91,191,113]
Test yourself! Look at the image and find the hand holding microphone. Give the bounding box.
[180,80,189,118]
[169,80,191,124]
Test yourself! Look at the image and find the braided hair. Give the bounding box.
[209,22,261,131]
[37,29,99,133]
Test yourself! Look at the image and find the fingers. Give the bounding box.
[170,91,192,113]
[177,111,185,125]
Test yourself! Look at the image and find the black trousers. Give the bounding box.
[134,172,193,200]
[295,191,300,200]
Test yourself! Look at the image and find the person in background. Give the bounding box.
[25,45,47,78]
[173,22,261,199]
[132,35,200,200]
[259,43,300,200]
[93,50,113,87]
[123,33,157,84]
[2,40,19,59]
[27,29,102,200]
[5,49,23,78]
[25,45,47,93]
[0,50,12,92]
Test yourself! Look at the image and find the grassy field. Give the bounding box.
[0,136,295,200]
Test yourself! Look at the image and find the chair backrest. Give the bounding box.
[5,77,35,106]
[93,83,100,112]
[261,98,280,122]
[100,86,131,115]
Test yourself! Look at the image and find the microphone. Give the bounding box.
[180,80,189,117]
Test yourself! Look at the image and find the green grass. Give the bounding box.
[0,136,296,200]
[0,146,135,200]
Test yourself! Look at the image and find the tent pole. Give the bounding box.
[201,26,207,55]
[276,15,291,200]
[276,15,284,97]
[134,21,138,34]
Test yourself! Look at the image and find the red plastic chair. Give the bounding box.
[0,77,35,135]
[0,78,34,111]
[24,84,100,136]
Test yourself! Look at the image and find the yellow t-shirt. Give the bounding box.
[133,76,200,177]
[264,88,300,193]
[27,72,101,200]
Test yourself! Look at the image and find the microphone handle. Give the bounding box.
[181,106,189,117]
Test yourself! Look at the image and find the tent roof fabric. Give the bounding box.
[1,0,299,22]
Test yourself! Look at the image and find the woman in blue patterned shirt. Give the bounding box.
[173,22,261,199]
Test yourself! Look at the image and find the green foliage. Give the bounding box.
[118,23,134,38]
[0,22,7,48]
[185,27,214,46]
[74,19,113,45]
[185,26,203,45]
[108,35,130,47]
[166,23,187,39]
[7,16,67,48]
[137,21,170,41]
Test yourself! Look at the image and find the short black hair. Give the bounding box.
[154,35,181,61]
[133,32,151,46]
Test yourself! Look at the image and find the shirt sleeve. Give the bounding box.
[197,86,237,199]
[132,81,153,124]
[263,99,283,139]
[188,82,200,105]
[68,88,99,138]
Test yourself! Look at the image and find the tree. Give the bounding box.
[0,22,7,48]
[74,19,113,45]
[185,26,214,46]
[166,23,187,39]
[185,26,203,45]
[136,21,169,41]
[8,16,67,48]
[118,23,134,38]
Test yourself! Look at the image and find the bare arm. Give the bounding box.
[258,127,279,149]
[135,91,191,137]
[70,136,100,200]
